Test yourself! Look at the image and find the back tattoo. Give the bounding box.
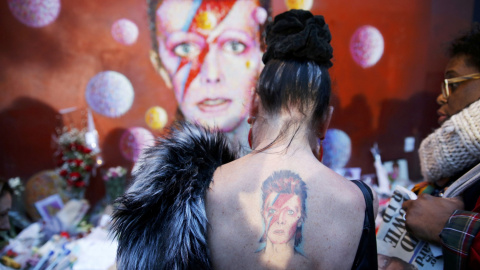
[257,170,308,255]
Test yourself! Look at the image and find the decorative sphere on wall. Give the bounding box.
[119,127,155,162]
[350,25,384,68]
[85,71,134,118]
[8,0,61,28]
[322,129,352,170]
[285,0,313,10]
[145,106,168,130]
[111,18,139,46]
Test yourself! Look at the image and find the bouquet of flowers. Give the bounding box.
[54,128,95,198]
[103,166,127,203]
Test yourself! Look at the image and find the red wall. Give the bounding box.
[0,0,474,206]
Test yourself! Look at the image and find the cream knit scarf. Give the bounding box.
[419,99,480,183]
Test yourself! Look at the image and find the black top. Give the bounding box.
[351,180,378,270]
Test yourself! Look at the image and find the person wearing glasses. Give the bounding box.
[402,24,480,270]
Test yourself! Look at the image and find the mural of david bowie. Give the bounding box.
[147,0,271,154]
[258,170,308,260]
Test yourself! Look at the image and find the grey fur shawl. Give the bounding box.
[111,122,237,270]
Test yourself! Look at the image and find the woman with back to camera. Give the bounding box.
[112,9,378,270]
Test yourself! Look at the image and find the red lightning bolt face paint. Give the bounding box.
[263,192,302,245]
[156,0,263,132]
[175,0,236,97]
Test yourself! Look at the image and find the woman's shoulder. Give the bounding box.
[305,166,367,204]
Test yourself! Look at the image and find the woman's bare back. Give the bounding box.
[207,152,367,269]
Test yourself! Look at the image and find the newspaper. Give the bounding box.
[376,186,444,269]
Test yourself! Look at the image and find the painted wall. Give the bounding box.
[0,0,474,206]
[305,0,473,179]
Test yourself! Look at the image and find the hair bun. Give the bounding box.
[262,9,333,67]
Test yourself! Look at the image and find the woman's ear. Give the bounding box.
[249,91,260,118]
[318,106,334,139]
[150,50,172,88]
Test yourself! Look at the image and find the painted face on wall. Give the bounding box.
[263,192,302,245]
[156,0,264,132]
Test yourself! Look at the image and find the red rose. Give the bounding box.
[69,172,81,180]
[6,250,17,258]
[74,159,83,166]
[83,147,92,154]
[60,231,70,238]
[77,145,85,152]
[84,165,92,172]
[74,181,85,188]
[59,170,68,177]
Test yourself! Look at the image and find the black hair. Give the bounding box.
[257,59,331,128]
[146,0,272,70]
[255,9,333,150]
[448,23,480,71]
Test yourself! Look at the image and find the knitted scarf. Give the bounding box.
[419,99,480,183]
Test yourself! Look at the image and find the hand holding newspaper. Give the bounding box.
[376,185,443,269]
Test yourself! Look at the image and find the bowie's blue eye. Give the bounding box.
[223,40,246,54]
[174,43,200,57]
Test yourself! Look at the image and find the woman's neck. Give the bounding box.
[224,119,251,155]
[251,111,317,156]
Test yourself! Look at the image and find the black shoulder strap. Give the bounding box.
[351,180,378,270]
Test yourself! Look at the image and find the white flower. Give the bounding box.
[8,177,24,196]
[8,177,21,188]
[56,128,87,146]
[105,166,127,181]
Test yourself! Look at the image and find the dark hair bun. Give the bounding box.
[262,9,333,67]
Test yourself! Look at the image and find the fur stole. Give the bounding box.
[111,122,237,270]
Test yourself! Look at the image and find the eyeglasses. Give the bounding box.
[442,73,480,99]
